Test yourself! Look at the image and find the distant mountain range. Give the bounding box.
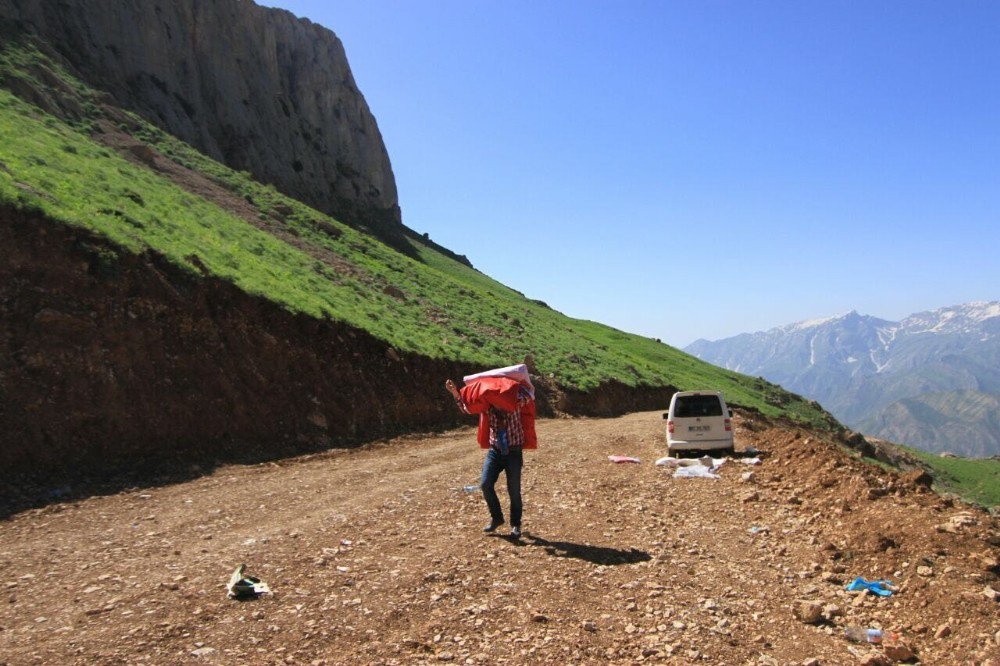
[685,302,1000,457]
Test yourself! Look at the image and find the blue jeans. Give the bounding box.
[480,447,523,527]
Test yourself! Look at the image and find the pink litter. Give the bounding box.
[608,455,641,464]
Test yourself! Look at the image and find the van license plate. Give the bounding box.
[689,425,710,432]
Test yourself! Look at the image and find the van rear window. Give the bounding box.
[674,395,723,417]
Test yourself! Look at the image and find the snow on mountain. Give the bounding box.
[785,313,848,333]
[684,301,1000,457]
[898,301,1000,336]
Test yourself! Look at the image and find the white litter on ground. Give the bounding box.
[656,456,727,467]
[655,456,727,479]
[673,464,720,479]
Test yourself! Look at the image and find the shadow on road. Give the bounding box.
[518,534,651,565]
[0,442,347,521]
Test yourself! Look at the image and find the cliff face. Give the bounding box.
[0,0,400,233]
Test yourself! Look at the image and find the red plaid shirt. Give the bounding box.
[487,405,524,449]
[457,387,531,450]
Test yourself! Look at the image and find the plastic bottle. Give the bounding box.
[844,627,882,643]
[844,627,900,644]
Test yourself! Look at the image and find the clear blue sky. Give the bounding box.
[261,1,999,347]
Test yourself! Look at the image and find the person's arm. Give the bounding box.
[445,379,470,414]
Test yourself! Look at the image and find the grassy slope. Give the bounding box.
[0,39,834,427]
[905,447,1000,508]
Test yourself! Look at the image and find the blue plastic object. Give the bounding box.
[845,576,894,597]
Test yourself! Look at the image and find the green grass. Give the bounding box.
[0,38,837,428]
[905,447,1000,508]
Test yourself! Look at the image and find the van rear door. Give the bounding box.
[673,394,727,442]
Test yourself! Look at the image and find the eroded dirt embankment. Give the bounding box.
[0,208,675,482]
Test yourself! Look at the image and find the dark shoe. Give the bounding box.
[510,526,522,539]
[483,521,503,533]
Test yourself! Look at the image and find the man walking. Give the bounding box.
[445,365,536,538]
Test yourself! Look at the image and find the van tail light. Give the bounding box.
[667,420,675,434]
[724,418,731,432]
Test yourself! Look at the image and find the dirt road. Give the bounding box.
[1,411,997,665]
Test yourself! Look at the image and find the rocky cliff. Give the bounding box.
[0,0,400,236]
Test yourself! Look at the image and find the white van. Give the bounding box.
[663,391,734,455]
